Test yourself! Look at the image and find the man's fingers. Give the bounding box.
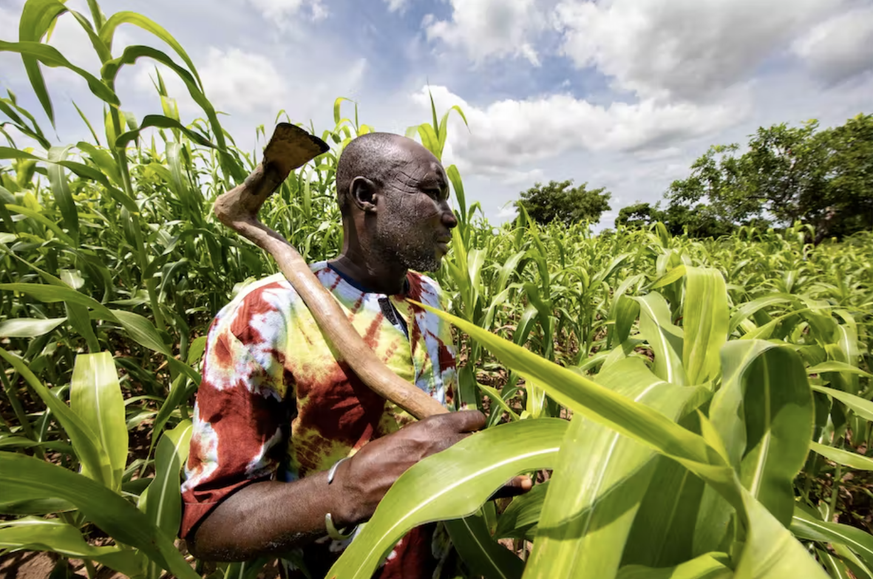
[490,475,533,500]
[445,409,487,433]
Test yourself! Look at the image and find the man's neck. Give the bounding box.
[329,252,409,295]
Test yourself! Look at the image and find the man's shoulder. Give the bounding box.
[213,262,331,328]
[407,270,447,308]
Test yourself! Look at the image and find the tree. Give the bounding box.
[516,180,611,226]
[615,202,665,229]
[615,201,734,238]
[665,114,873,240]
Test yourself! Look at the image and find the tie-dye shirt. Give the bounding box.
[181,261,458,578]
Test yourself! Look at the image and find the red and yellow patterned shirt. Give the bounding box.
[181,261,457,578]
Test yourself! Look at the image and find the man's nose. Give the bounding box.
[440,202,459,229]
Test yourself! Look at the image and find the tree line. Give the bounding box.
[515,113,872,241]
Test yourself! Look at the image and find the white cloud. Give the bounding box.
[496,204,519,220]
[0,3,21,42]
[384,0,407,14]
[245,0,327,22]
[412,85,746,182]
[198,48,290,115]
[555,0,842,101]
[793,6,873,84]
[425,0,545,65]
[132,45,367,142]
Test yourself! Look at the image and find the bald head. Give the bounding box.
[335,132,437,216]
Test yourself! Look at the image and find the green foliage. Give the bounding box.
[516,179,612,226]
[1,2,873,578]
[666,115,873,240]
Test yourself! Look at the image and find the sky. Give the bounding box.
[1,0,872,228]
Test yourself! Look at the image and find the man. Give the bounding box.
[182,133,527,578]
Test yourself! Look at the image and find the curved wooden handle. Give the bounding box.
[213,124,447,420]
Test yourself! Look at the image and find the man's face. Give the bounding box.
[372,149,457,273]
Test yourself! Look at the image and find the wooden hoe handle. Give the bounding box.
[213,123,447,420]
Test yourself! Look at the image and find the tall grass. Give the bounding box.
[1,2,873,578]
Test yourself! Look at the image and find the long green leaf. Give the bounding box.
[812,385,873,422]
[327,419,568,579]
[99,12,203,87]
[526,358,702,579]
[683,267,728,385]
[0,518,145,577]
[46,145,79,244]
[791,507,873,568]
[0,317,65,338]
[0,347,112,487]
[70,352,128,490]
[635,293,687,385]
[0,453,199,579]
[810,442,873,471]
[617,553,732,579]
[445,513,524,579]
[0,41,119,106]
[416,302,828,579]
[147,420,193,537]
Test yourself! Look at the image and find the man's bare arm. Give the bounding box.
[188,471,348,561]
[188,411,504,561]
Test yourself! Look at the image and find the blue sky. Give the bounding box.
[2,0,872,228]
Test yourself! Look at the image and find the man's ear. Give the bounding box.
[350,177,378,213]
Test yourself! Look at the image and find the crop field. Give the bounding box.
[1,2,873,579]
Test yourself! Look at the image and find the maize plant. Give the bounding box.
[1,1,873,578]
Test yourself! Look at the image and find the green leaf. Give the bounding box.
[810,442,873,471]
[696,341,813,554]
[649,265,686,290]
[147,420,193,538]
[415,303,827,579]
[0,518,145,577]
[736,344,812,525]
[0,317,65,338]
[70,352,129,491]
[495,481,549,541]
[445,513,524,579]
[791,506,873,567]
[526,358,702,579]
[0,41,119,107]
[616,553,732,579]
[5,203,75,245]
[116,114,218,150]
[447,164,467,225]
[0,347,112,487]
[729,294,796,334]
[99,11,202,87]
[635,293,687,385]
[17,0,69,123]
[683,267,728,385]
[0,283,115,319]
[812,385,873,423]
[808,362,872,378]
[0,453,199,579]
[327,419,568,579]
[46,145,79,244]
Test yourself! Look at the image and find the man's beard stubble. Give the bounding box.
[372,206,441,273]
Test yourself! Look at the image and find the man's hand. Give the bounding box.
[331,410,531,527]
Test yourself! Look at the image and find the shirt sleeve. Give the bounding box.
[180,298,291,539]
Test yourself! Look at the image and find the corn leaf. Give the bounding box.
[70,352,128,491]
[445,513,524,579]
[0,518,145,577]
[0,453,199,579]
[683,267,728,385]
[326,419,568,579]
[0,317,65,338]
[635,293,687,385]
